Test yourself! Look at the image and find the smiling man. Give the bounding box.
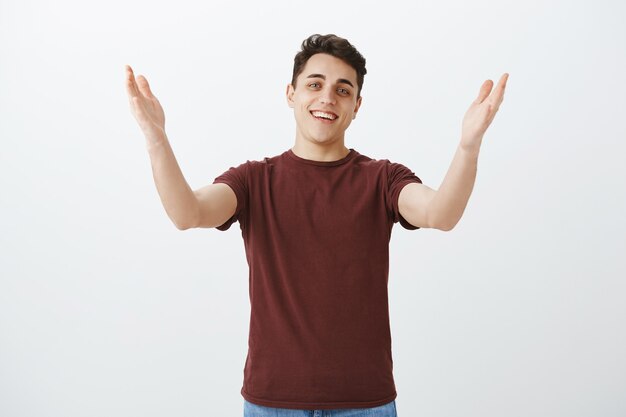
[288,52,362,160]
[126,33,508,417]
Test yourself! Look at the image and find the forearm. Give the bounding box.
[429,139,480,230]
[145,131,198,230]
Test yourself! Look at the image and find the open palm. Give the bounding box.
[125,65,166,139]
[461,73,509,151]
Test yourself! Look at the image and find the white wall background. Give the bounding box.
[1,0,625,416]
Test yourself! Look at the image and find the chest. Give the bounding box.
[248,165,389,237]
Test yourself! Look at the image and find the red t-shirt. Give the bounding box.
[212,148,421,410]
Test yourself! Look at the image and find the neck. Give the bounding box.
[291,139,350,162]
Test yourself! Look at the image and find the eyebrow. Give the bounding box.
[306,73,355,88]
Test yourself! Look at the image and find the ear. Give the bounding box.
[286,83,295,108]
[352,95,363,119]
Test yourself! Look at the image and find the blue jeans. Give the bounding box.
[243,399,398,417]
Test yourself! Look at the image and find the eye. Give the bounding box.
[338,88,350,95]
[308,82,321,88]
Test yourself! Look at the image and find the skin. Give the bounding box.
[126,65,236,229]
[286,53,362,162]
[460,74,509,153]
[125,57,509,231]
[399,73,509,230]
[125,65,165,145]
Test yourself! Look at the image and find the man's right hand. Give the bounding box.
[125,65,166,143]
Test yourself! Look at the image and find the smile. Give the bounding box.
[310,110,338,122]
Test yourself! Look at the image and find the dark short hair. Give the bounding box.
[291,34,367,98]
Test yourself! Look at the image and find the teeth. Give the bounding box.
[311,111,337,120]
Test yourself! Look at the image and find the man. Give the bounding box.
[126,34,508,416]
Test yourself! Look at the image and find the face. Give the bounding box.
[286,53,362,148]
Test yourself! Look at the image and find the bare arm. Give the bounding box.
[145,133,236,229]
[399,73,509,231]
[399,147,477,231]
[191,183,237,228]
[125,65,236,230]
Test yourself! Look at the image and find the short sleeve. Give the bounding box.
[385,161,422,230]
[212,161,249,231]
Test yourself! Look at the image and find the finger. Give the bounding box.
[125,65,141,98]
[136,75,155,99]
[475,79,493,104]
[494,73,509,102]
[125,65,137,95]
[489,73,509,110]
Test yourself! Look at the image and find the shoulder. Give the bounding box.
[351,151,421,187]
[350,150,406,172]
[227,150,287,171]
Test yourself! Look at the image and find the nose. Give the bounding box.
[318,86,336,105]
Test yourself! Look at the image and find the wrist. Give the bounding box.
[459,135,482,156]
[145,128,167,148]
[458,142,481,159]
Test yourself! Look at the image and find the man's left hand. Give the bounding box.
[460,73,509,152]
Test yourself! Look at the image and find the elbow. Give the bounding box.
[432,217,458,232]
[423,199,457,232]
[172,205,200,231]
[427,205,462,232]
[173,216,197,231]
[175,223,192,231]
[437,222,456,232]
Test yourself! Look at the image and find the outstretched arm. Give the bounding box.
[399,73,509,231]
[125,65,236,230]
